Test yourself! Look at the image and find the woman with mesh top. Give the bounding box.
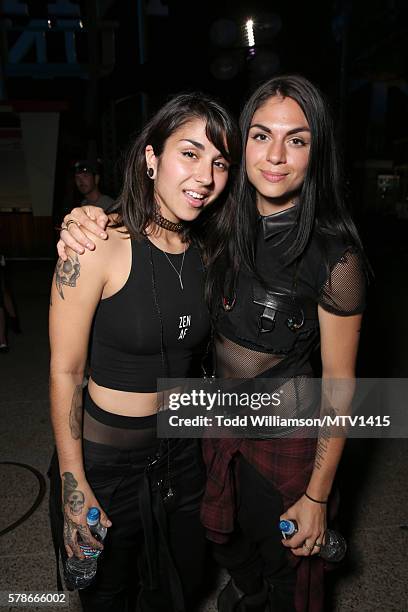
[200,76,367,612]
[59,76,367,612]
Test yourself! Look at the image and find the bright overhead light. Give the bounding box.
[245,19,255,47]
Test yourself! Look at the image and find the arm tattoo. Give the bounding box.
[63,511,93,553]
[69,384,83,440]
[55,254,80,300]
[62,472,85,516]
[64,513,90,540]
[314,403,335,471]
[63,512,78,551]
[61,473,100,553]
[314,434,330,470]
[62,471,78,501]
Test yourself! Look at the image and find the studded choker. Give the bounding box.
[153,210,184,233]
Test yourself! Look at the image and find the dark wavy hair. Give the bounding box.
[206,74,367,306]
[109,92,241,248]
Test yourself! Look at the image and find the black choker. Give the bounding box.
[154,210,184,233]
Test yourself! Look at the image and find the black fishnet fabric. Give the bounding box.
[259,375,319,422]
[319,248,365,316]
[215,334,284,379]
[214,334,319,429]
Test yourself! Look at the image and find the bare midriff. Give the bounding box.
[88,378,160,416]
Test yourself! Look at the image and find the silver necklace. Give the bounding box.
[162,246,186,290]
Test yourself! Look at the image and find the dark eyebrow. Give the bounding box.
[179,138,205,150]
[179,138,228,161]
[249,123,310,135]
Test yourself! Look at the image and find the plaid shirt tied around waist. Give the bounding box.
[201,437,339,612]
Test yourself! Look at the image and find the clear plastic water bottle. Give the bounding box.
[279,519,347,562]
[64,507,107,590]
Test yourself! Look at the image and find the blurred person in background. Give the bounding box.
[73,159,115,212]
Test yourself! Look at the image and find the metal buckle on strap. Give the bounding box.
[286,311,305,331]
[253,285,305,333]
[257,305,277,333]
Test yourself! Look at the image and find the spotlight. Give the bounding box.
[245,19,255,48]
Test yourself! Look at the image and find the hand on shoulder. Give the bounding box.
[57,205,109,260]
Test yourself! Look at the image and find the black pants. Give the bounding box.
[212,456,296,612]
[49,423,207,612]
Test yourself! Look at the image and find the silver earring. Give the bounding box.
[147,167,154,178]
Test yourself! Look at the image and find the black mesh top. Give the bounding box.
[216,205,366,382]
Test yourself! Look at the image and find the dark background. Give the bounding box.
[0,5,407,608]
[3,0,408,193]
[1,0,408,376]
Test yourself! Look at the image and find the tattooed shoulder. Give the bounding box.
[55,254,81,300]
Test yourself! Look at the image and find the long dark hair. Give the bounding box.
[109,92,240,246]
[206,74,367,305]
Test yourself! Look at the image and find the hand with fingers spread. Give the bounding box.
[57,206,108,261]
[280,493,327,557]
[62,472,111,560]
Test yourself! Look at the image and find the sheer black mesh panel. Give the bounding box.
[215,334,284,378]
[259,376,319,421]
[214,337,321,431]
[83,409,157,450]
[319,249,365,315]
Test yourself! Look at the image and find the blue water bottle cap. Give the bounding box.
[86,507,100,525]
[279,519,296,535]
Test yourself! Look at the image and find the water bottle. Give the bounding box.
[64,507,107,590]
[279,519,347,562]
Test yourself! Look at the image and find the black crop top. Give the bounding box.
[90,238,210,392]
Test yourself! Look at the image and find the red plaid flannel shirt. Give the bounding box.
[201,437,339,612]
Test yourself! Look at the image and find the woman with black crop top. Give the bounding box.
[49,93,240,612]
[59,76,368,612]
